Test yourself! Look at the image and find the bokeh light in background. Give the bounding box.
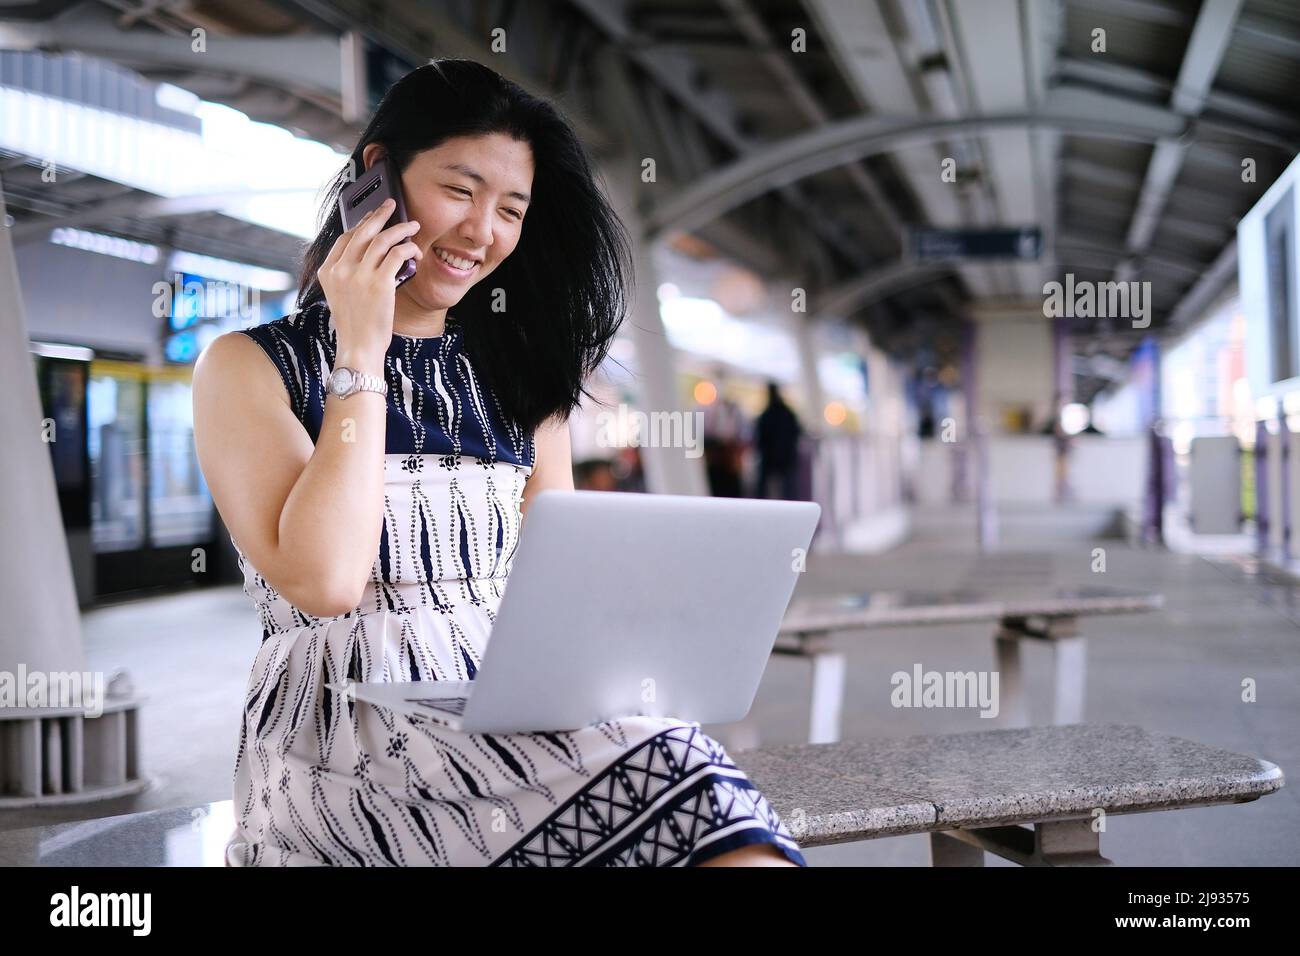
[693,380,717,405]
[709,265,766,316]
[658,291,800,383]
[1060,403,1089,436]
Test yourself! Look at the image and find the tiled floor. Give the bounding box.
[2,534,1296,866]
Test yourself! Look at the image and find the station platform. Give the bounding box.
[1,537,1294,866]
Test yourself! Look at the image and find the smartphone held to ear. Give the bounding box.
[338,155,418,286]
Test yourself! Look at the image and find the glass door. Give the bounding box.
[88,360,147,553]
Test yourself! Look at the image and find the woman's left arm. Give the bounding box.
[520,414,575,521]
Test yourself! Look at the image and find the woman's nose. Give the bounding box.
[460,205,493,248]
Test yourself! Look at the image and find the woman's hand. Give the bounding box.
[317,198,423,365]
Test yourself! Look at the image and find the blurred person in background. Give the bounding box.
[701,365,748,497]
[573,457,618,491]
[754,380,803,500]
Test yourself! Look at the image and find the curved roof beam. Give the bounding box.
[643,87,1294,242]
[811,238,1210,320]
[813,260,958,317]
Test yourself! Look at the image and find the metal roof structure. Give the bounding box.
[2,0,1297,400]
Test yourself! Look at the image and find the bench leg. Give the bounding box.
[935,819,1114,866]
[1034,818,1112,866]
[993,632,1029,726]
[995,617,1089,726]
[930,831,985,866]
[808,652,846,744]
[1050,636,1087,725]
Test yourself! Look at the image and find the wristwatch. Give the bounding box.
[327,366,388,399]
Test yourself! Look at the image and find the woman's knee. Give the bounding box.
[694,842,799,867]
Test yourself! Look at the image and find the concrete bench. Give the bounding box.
[771,587,1164,744]
[731,723,1283,865]
[0,798,236,866]
[0,723,1280,867]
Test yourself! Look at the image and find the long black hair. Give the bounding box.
[296,58,633,435]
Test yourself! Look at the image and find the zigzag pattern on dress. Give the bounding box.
[492,723,805,867]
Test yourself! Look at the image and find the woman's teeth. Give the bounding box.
[434,248,478,271]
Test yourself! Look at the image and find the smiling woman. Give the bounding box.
[192,58,804,868]
[294,58,627,439]
[361,135,533,324]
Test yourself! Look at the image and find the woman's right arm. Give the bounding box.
[192,198,423,617]
[192,331,389,617]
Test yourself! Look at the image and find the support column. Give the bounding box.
[792,317,825,437]
[1052,314,1073,503]
[592,45,708,497]
[604,168,708,496]
[2,183,149,806]
[964,314,997,549]
[0,178,88,681]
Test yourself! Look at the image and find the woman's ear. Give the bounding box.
[361,142,385,172]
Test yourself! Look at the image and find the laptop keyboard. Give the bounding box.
[405,696,470,716]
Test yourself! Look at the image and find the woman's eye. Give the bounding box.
[448,186,471,196]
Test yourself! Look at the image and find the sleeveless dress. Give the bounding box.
[223,300,807,867]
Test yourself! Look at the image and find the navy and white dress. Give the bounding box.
[223,300,806,867]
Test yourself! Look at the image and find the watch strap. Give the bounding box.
[330,366,388,399]
[348,370,387,397]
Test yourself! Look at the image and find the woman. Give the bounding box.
[193,59,804,867]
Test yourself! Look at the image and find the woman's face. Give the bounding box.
[363,133,534,311]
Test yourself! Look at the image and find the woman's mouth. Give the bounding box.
[432,246,480,277]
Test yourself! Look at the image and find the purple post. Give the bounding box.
[1144,427,1177,549]
[1257,418,1269,556]
[958,315,976,503]
[1279,406,1291,564]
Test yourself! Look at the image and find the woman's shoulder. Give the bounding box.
[195,303,330,410]
[193,327,287,396]
[238,300,332,352]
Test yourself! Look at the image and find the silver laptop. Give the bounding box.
[334,489,820,733]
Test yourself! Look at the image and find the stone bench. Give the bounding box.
[731,722,1283,865]
[0,722,1281,867]
[769,587,1164,744]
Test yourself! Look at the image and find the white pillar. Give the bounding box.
[792,316,825,436]
[0,182,87,677]
[600,161,709,496]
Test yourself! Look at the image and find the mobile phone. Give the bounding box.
[338,154,418,285]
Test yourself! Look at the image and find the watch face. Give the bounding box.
[330,368,354,396]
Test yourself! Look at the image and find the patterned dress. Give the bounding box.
[223,300,806,867]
